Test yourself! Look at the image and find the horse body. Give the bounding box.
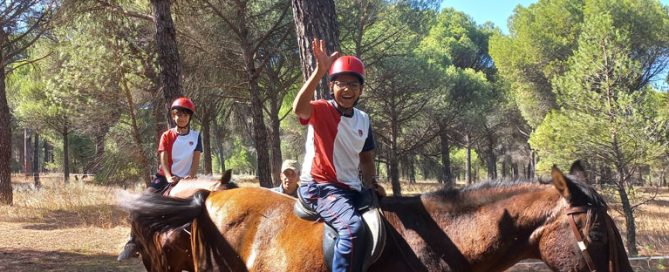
[128,162,632,272]
[193,185,557,271]
[128,170,235,272]
[374,184,563,271]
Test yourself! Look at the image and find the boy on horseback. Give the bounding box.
[293,38,383,272]
[118,97,203,261]
[148,97,203,195]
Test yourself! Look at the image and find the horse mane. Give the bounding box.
[424,176,607,211]
[423,179,548,211]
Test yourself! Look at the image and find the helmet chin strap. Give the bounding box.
[176,120,191,133]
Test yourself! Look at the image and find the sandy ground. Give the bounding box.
[2,220,667,272]
[0,221,144,272]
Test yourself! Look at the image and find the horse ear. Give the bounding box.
[568,160,587,182]
[551,165,571,200]
[221,170,232,184]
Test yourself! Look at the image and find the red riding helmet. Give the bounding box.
[329,56,365,84]
[171,97,195,115]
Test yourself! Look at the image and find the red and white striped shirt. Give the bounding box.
[157,128,203,177]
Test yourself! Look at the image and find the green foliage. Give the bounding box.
[418,8,494,72]
[225,138,255,174]
[530,4,668,173]
[490,0,584,128]
[449,147,482,177]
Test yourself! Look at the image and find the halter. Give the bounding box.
[566,205,598,272]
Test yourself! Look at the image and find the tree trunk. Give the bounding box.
[248,83,272,187]
[121,79,152,186]
[465,134,472,184]
[237,34,272,187]
[486,136,496,180]
[439,125,452,188]
[24,129,32,176]
[291,0,340,99]
[390,118,401,196]
[408,157,416,184]
[617,174,637,256]
[610,130,637,256]
[150,0,182,128]
[62,125,70,183]
[33,133,40,188]
[0,51,13,204]
[212,117,226,174]
[389,156,400,196]
[201,108,213,175]
[268,99,283,187]
[43,141,49,166]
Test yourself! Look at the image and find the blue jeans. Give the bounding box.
[299,182,364,272]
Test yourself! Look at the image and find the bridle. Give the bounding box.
[566,205,601,272]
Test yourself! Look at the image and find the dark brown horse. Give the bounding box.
[126,161,632,271]
[123,170,237,272]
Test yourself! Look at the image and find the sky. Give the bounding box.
[440,0,669,34]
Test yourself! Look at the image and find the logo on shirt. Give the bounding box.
[189,141,194,146]
[358,129,363,137]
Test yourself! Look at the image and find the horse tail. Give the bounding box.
[128,190,210,234]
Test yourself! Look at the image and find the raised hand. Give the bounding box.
[312,38,339,74]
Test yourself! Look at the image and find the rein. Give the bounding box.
[566,205,597,272]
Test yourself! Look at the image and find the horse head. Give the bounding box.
[540,160,632,272]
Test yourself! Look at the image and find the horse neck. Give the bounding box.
[379,185,564,271]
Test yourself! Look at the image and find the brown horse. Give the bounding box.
[126,161,632,271]
[124,170,237,272]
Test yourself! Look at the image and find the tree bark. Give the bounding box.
[439,125,452,188]
[121,78,152,186]
[212,117,226,174]
[390,116,401,196]
[611,132,638,256]
[150,0,182,128]
[24,129,32,176]
[268,97,283,187]
[291,0,340,99]
[0,48,13,204]
[33,133,40,188]
[247,78,272,188]
[465,134,472,185]
[201,108,213,175]
[485,134,497,180]
[62,125,70,183]
[617,180,637,255]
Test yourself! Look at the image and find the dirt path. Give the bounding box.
[0,221,144,272]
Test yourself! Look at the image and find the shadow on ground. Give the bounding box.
[0,248,144,272]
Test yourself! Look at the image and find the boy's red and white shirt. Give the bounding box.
[299,100,375,191]
[158,128,203,177]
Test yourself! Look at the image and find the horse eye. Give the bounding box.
[589,232,603,242]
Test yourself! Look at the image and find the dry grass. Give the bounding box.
[1,175,668,271]
[1,175,143,228]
